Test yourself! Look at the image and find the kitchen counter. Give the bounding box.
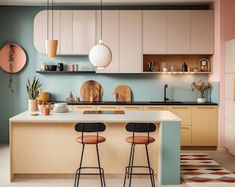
[53,101,218,105]
[10,110,181,185]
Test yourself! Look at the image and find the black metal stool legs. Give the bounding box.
[128,144,135,187]
[74,144,85,187]
[145,145,155,187]
[74,144,105,187]
[124,144,133,187]
[123,144,155,187]
[96,144,106,187]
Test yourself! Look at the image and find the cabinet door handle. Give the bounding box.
[195,107,215,109]
[124,107,142,109]
[181,126,190,129]
[171,107,189,109]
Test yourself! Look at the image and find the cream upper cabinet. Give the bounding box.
[34,10,60,54]
[96,10,119,73]
[143,11,167,54]
[191,106,217,146]
[73,10,96,55]
[191,10,214,54]
[167,11,190,54]
[34,10,95,55]
[119,10,143,73]
[60,11,73,55]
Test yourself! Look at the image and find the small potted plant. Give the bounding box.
[191,79,212,103]
[26,77,42,114]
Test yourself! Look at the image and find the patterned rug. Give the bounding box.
[181,153,235,185]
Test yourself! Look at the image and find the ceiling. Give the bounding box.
[0,0,214,6]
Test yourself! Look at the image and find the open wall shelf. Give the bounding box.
[36,71,96,74]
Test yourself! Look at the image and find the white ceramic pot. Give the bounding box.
[28,99,38,113]
[197,98,206,103]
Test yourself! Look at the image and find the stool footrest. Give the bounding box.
[75,167,105,176]
[125,166,155,175]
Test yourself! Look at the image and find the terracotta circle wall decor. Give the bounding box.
[0,43,27,73]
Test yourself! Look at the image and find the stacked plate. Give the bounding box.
[53,103,68,113]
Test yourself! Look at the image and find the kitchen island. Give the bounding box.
[10,110,181,185]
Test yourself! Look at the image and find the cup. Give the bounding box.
[57,63,64,71]
[43,107,50,115]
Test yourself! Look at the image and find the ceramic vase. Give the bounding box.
[28,99,37,113]
[197,97,206,103]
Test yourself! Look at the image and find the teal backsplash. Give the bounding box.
[0,6,219,143]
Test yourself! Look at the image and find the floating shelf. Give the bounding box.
[143,71,212,74]
[36,71,96,74]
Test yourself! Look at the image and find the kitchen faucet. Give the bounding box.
[164,84,169,102]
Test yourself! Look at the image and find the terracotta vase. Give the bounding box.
[28,99,38,113]
[43,107,50,116]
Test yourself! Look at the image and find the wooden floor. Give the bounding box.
[1,144,235,187]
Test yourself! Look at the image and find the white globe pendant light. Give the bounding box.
[89,39,112,69]
[89,0,112,69]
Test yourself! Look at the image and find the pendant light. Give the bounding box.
[45,0,58,58]
[89,0,112,69]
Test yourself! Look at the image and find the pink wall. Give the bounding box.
[213,0,235,150]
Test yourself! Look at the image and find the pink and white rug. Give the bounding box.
[181,153,235,185]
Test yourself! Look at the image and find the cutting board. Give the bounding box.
[113,85,132,102]
[80,80,103,102]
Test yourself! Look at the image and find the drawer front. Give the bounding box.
[120,106,144,110]
[181,126,192,146]
[72,105,96,111]
[96,105,120,111]
[168,106,191,125]
[144,106,167,111]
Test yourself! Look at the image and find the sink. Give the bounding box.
[149,101,183,104]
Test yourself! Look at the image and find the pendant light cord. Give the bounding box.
[100,0,103,40]
[47,0,49,40]
[52,0,54,39]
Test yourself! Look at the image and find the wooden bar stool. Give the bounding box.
[74,122,106,187]
[123,122,156,187]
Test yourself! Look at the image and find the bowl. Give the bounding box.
[54,103,67,108]
[47,65,57,71]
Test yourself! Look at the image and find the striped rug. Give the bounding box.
[181,153,235,185]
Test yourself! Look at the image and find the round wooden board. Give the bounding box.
[80,80,103,102]
[113,85,132,102]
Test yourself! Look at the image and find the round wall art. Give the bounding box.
[0,43,27,73]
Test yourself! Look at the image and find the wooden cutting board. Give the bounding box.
[80,80,103,102]
[113,85,132,102]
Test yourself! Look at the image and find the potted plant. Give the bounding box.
[26,77,42,113]
[191,79,212,103]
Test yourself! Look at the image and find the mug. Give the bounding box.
[43,107,50,115]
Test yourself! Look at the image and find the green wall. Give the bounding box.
[0,6,217,143]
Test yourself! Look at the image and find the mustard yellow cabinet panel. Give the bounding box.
[168,106,192,146]
[168,106,191,125]
[192,106,217,146]
[181,126,192,146]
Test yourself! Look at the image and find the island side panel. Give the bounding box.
[158,121,181,185]
[10,122,159,180]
